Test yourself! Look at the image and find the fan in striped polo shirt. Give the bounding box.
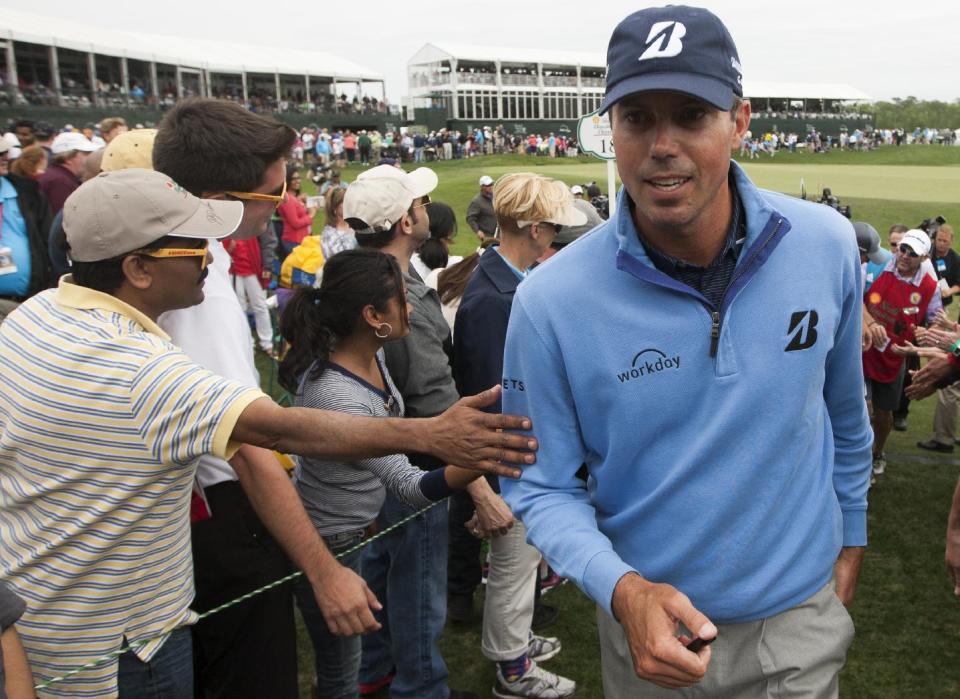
[0,169,537,698]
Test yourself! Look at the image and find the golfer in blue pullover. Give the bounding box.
[500,6,873,697]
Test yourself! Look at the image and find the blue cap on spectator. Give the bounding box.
[599,5,743,115]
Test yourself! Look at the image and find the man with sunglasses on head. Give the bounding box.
[146,100,536,699]
[0,169,535,699]
[864,229,942,482]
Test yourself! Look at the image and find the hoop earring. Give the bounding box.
[375,322,393,339]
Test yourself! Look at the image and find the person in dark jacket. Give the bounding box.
[453,172,584,699]
[466,175,497,241]
[0,138,54,321]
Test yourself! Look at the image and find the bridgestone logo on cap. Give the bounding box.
[638,21,686,61]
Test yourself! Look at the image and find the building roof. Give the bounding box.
[0,8,383,81]
[743,81,871,101]
[410,42,607,69]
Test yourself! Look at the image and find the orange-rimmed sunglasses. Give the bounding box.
[224,179,287,209]
[412,194,431,209]
[137,240,210,270]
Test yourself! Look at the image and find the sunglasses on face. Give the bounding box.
[412,194,432,209]
[137,240,211,270]
[898,244,919,258]
[224,179,288,210]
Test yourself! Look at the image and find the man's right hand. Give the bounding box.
[864,323,888,351]
[312,563,382,635]
[611,573,716,689]
[428,385,537,478]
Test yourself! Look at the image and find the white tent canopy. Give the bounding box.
[410,42,606,69]
[1,8,382,81]
[744,81,871,102]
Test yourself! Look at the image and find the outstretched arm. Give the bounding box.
[231,386,537,478]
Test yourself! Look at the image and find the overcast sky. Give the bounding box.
[6,0,958,104]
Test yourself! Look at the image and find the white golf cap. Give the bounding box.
[344,165,438,233]
[899,229,931,257]
[570,184,583,195]
[63,169,243,262]
[479,175,494,186]
[52,132,99,155]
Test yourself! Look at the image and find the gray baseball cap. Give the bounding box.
[63,169,243,262]
[853,221,885,264]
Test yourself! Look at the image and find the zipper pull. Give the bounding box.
[710,311,720,357]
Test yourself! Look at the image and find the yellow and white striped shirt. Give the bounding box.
[0,278,264,698]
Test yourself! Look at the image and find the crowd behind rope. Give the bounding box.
[1,80,960,699]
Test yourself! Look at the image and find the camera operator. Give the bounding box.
[928,222,960,305]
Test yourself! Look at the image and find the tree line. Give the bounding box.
[855,97,960,130]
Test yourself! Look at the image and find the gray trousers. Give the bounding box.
[932,382,960,445]
[598,580,854,698]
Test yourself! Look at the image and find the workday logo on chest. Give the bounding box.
[617,348,681,383]
[638,21,687,61]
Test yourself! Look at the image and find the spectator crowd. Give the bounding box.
[1,10,960,695]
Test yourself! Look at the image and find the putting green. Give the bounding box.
[422,158,960,204]
[495,162,960,204]
[740,162,960,203]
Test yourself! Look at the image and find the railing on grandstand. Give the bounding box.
[500,74,538,87]
[4,83,394,116]
[542,76,577,87]
[456,73,497,86]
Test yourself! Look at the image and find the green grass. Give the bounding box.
[270,147,960,697]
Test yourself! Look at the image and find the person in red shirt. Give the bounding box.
[343,130,358,163]
[277,166,317,258]
[863,229,941,481]
[224,235,275,356]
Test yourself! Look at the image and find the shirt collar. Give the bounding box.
[55,275,171,340]
[639,170,746,274]
[403,268,432,300]
[0,176,16,200]
[492,245,528,281]
[883,258,927,286]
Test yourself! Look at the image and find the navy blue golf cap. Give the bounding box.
[599,5,743,115]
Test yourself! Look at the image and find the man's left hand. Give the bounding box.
[833,546,865,606]
[906,356,957,399]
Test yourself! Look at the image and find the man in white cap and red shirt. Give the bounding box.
[0,167,537,699]
[499,5,872,697]
[38,131,99,215]
[467,174,497,242]
[864,228,941,481]
[347,165,480,699]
